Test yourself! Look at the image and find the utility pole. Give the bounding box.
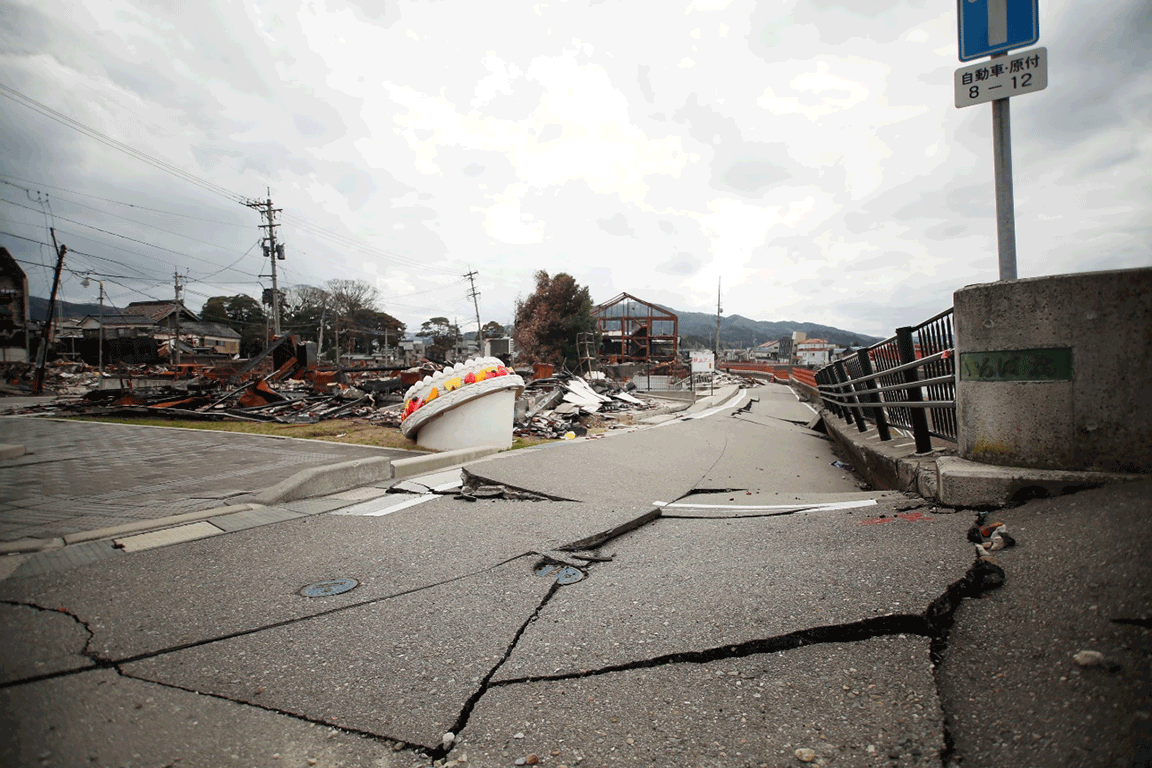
[245,191,283,338]
[714,277,722,358]
[713,277,722,396]
[464,270,483,355]
[82,273,105,377]
[173,271,183,366]
[317,301,326,358]
[32,228,66,395]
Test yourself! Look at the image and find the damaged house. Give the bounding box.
[592,292,679,366]
[0,247,30,363]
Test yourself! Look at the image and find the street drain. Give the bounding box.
[535,564,585,584]
[299,578,359,598]
[556,566,584,585]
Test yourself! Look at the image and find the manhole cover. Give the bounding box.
[535,564,558,578]
[300,578,359,598]
[555,566,584,585]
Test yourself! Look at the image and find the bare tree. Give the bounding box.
[326,279,381,358]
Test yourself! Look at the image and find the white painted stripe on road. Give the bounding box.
[333,493,440,517]
[653,498,878,512]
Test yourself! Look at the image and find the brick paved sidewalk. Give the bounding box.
[0,416,416,542]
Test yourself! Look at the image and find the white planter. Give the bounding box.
[400,357,525,452]
[410,387,518,451]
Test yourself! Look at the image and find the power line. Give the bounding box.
[0,82,246,203]
[0,174,247,227]
[0,88,465,283]
[1,228,167,282]
[1,180,255,261]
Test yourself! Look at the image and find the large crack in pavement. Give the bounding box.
[425,581,564,761]
[436,507,1001,767]
[0,552,533,688]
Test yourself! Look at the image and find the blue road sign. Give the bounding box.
[958,0,1039,61]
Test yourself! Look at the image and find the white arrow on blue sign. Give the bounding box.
[958,0,1039,61]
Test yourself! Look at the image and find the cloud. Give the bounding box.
[0,0,1145,342]
[597,212,637,237]
[657,251,703,275]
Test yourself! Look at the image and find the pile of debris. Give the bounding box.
[514,371,657,439]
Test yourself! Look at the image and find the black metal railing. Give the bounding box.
[815,308,956,453]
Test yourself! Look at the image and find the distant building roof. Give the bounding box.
[79,313,153,328]
[181,321,241,339]
[125,301,199,323]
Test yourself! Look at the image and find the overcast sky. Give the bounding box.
[1,0,1148,339]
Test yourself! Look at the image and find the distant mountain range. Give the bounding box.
[29,296,106,321]
[594,299,880,348]
[670,308,881,348]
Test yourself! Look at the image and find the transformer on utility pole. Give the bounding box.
[245,191,284,338]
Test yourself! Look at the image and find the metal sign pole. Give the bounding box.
[990,54,1017,281]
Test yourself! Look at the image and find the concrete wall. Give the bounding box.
[954,267,1152,473]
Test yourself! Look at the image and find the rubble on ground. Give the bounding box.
[513,371,659,439]
[2,356,670,439]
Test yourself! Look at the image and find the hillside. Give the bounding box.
[29,296,105,321]
[672,308,881,348]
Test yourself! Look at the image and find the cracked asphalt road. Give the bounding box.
[1,381,1148,767]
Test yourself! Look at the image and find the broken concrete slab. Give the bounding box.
[497,505,973,680]
[0,602,93,684]
[464,635,943,767]
[0,498,649,660]
[0,669,396,767]
[937,479,1152,768]
[692,412,868,493]
[123,559,551,750]
[458,416,731,510]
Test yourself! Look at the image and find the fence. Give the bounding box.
[814,308,956,453]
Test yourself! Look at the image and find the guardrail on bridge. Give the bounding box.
[814,308,956,454]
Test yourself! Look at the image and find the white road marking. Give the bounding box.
[653,499,878,512]
[334,493,440,517]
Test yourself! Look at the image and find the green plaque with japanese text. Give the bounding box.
[960,348,1073,382]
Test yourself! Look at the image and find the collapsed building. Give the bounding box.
[592,292,679,365]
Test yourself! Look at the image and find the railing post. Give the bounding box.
[833,359,867,432]
[856,349,891,441]
[896,326,933,453]
[824,366,852,423]
[826,364,853,424]
[815,368,836,417]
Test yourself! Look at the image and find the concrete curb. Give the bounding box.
[62,503,260,546]
[0,536,64,555]
[820,408,941,500]
[392,445,503,479]
[820,405,1145,507]
[0,443,26,459]
[246,456,396,506]
[935,455,1144,507]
